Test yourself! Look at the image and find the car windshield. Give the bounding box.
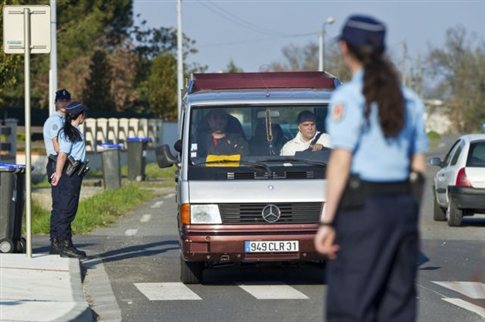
[188,105,330,167]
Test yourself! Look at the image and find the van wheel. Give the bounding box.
[180,255,204,284]
[447,199,463,227]
[433,194,446,221]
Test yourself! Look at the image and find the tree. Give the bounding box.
[427,26,485,132]
[225,60,243,73]
[264,41,351,81]
[147,53,177,119]
[82,50,115,111]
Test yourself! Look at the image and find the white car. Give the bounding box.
[429,134,485,226]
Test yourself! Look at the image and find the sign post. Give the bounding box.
[3,5,51,258]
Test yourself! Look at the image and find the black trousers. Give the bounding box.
[326,194,419,322]
[49,163,83,241]
[46,158,58,240]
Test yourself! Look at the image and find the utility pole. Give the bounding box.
[49,0,57,115]
[401,42,408,87]
[318,17,335,72]
[176,0,183,127]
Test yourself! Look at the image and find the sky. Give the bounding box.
[133,0,485,72]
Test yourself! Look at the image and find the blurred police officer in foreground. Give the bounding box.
[42,89,71,254]
[314,15,428,322]
[50,101,89,259]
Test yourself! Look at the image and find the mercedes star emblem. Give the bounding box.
[261,204,281,223]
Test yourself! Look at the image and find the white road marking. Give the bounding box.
[164,193,176,199]
[135,282,202,301]
[442,298,485,318]
[151,201,164,208]
[433,281,485,299]
[238,283,308,300]
[140,214,151,223]
[124,229,138,236]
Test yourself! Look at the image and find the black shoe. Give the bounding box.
[49,239,61,255]
[59,240,87,259]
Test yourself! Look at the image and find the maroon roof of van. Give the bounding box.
[188,72,338,93]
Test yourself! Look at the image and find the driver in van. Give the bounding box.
[199,109,249,157]
[280,111,331,156]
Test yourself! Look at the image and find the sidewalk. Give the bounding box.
[0,254,93,322]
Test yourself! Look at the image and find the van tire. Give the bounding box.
[433,194,446,221]
[447,199,463,227]
[180,255,204,284]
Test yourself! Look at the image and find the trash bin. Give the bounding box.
[0,163,26,253]
[98,143,123,189]
[127,137,152,181]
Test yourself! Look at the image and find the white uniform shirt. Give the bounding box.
[280,131,331,156]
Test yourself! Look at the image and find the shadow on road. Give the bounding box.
[89,240,179,264]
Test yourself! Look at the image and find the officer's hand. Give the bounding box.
[314,226,339,259]
[50,173,60,186]
[311,144,324,152]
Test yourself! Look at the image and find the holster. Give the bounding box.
[409,171,425,205]
[77,160,90,176]
[65,156,80,177]
[338,174,366,211]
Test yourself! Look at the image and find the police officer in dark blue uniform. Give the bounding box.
[51,101,89,259]
[42,89,71,254]
[314,15,428,322]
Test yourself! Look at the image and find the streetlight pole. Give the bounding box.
[318,16,335,72]
[176,0,183,128]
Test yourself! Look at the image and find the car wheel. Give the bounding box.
[0,238,14,253]
[180,254,204,284]
[433,193,446,221]
[447,198,463,227]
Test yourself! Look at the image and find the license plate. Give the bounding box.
[244,240,299,253]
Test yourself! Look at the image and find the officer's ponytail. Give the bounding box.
[347,43,404,138]
[63,112,82,142]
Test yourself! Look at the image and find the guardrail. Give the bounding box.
[12,117,164,153]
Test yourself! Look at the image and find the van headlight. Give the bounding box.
[190,204,222,224]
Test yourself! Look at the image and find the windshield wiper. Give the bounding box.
[193,159,273,178]
[259,157,328,167]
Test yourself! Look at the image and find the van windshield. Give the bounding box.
[188,105,330,168]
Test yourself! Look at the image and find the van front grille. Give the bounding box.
[219,203,322,224]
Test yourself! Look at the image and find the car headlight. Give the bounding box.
[190,204,222,224]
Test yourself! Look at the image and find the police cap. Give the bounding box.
[55,89,71,102]
[338,15,386,51]
[65,101,88,117]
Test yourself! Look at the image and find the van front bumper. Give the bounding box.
[180,224,324,262]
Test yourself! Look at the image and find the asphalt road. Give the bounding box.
[34,140,485,321]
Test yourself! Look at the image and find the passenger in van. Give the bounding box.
[280,111,331,156]
[198,109,249,156]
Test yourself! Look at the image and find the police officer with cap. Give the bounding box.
[314,15,428,321]
[42,89,71,254]
[50,101,89,259]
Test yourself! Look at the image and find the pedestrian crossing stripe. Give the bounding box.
[135,282,309,301]
[134,283,202,301]
[442,298,485,318]
[238,283,309,300]
[151,201,164,208]
[433,281,485,299]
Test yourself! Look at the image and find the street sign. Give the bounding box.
[3,5,50,54]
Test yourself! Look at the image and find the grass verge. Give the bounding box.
[29,183,155,235]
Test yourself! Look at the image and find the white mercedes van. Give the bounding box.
[156,72,340,283]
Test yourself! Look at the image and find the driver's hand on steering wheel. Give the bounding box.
[311,144,324,151]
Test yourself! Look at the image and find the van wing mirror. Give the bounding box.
[174,139,182,153]
[156,144,178,168]
[428,157,443,167]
